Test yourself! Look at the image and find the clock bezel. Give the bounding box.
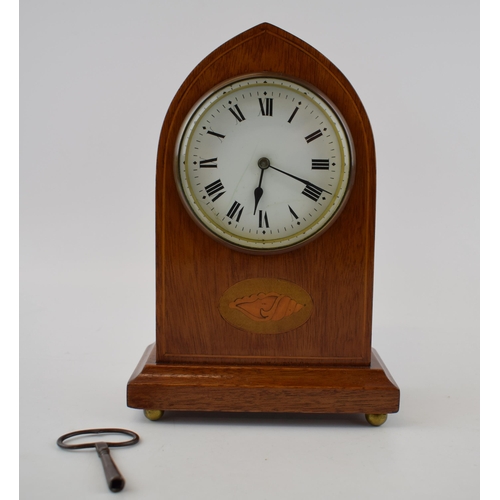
[173,72,356,255]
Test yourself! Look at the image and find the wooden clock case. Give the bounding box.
[127,23,400,420]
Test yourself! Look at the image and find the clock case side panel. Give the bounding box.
[155,23,376,366]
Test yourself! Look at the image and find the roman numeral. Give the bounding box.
[288,205,299,220]
[302,183,323,202]
[229,104,245,122]
[259,98,273,116]
[199,158,218,168]
[305,129,323,143]
[226,201,244,222]
[258,210,269,228]
[288,106,299,123]
[206,130,225,139]
[311,159,329,170]
[205,179,226,202]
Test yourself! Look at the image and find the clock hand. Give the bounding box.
[269,165,333,195]
[253,169,265,214]
[253,157,271,214]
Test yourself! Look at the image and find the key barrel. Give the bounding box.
[95,442,125,492]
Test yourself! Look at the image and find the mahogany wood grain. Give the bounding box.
[155,23,376,366]
[127,344,399,414]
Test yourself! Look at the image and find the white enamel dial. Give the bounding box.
[176,75,354,252]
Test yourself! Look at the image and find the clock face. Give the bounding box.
[176,75,354,252]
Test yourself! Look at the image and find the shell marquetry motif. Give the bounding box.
[229,293,304,322]
[219,278,313,334]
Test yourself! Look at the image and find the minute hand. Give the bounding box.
[269,165,332,196]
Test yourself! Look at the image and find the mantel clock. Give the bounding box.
[127,23,400,426]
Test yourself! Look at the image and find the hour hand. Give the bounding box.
[253,169,265,214]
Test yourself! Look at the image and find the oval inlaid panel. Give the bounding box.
[219,278,313,334]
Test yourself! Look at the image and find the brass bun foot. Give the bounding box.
[365,413,388,426]
[144,409,164,421]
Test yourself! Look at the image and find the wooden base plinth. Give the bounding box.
[127,344,399,416]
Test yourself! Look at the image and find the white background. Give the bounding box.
[20,1,479,499]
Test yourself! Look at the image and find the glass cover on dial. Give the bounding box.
[176,75,354,252]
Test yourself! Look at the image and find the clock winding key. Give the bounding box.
[57,428,139,493]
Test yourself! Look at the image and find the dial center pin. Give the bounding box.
[257,157,271,170]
